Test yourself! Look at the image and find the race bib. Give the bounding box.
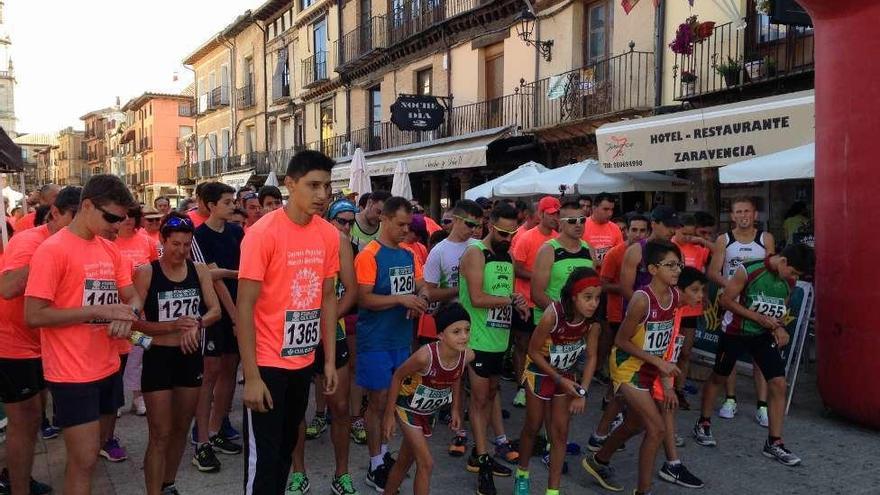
[643,320,673,355]
[671,334,686,364]
[549,340,585,371]
[749,295,787,319]
[595,246,610,263]
[83,279,119,324]
[389,266,414,295]
[487,304,512,330]
[282,309,320,357]
[157,289,201,322]
[409,384,452,414]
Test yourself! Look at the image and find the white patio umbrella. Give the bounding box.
[391,160,413,199]
[264,170,279,187]
[719,143,814,184]
[494,159,690,197]
[348,147,371,195]
[464,161,548,200]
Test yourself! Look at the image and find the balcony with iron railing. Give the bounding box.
[301,51,330,88]
[387,0,481,46]
[672,10,814,100]
[139,136,152,152]
[272,65,291,102]
[178,101,197,117]
[210,86,230,108]
[337,15,388,68]
[237,81,256,109]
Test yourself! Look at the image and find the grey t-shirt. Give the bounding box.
[424,238,473,315]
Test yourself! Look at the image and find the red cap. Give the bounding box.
[538,196,561,214]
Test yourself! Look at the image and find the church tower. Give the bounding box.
[0,1,16,136]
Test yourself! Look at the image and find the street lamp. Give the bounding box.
[515,8,554,62]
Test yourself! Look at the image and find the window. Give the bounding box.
[416,68,433,95]
[244,57,255,86]
[246,125,256,155]
[208,133,218,159]
[281,118,292,149]
[294,113,305,148]
[221,129,231,157]
[269,121,277,151]
[302,0,316,10]
[319,99,334,152]
[586,1,612,64]
[280,14,286,32]
[313,18,328,80]
[369,85,382,148]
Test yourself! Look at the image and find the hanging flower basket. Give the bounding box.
[669,16,716,55]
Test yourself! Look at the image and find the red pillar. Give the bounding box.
[797,0,880,428]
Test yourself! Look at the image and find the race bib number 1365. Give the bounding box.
[282,309,320,357]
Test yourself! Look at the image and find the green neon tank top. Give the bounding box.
[534,238,594,323]
[459,241,514,352]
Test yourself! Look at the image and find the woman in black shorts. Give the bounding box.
[132,212,221,495]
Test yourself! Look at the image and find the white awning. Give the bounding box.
[219,170,253,190]
[719,143,814,183]
[465,161,548,200]
[331,126,512,182]
[597,90,814,173]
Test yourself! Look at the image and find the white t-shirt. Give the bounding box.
[424,238,473,289]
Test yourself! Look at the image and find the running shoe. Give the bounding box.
[718,398,737,419]
[692,421,716,447]
[476,457,497,495]
[586,433,625,453]
[448,433,468,457]
[676,389,691,410]
[512,388,526,408]
[365,457,392,493]
[100,437,128,462]
[467,450,511,476]
[132,395,147,416]
[762,439,802,466]
[331,473,358,495]
[40,423,61,440]
[191,443,221,472]
[513,472,530,495]
[500,368,516,382]
[675,433,685,447]
[162,484,181,495]
[755,406,769,428]
[540,451,569,474]
[209,434,242,455]
[0,468,53,495]
[350,417,367,444]
[220,416,241,440]
[658,462,704,488]
[494,439,519,464]
[581,454,623,492]
[286,472,310,494]
[306,414,328,439]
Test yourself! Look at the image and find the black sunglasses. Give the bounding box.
[441,218,453,225]
[334,218,355,226]
[493,224,517,239]
[96,205,126,224]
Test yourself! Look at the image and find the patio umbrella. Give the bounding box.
[264,170,279,187]
[494,159,690,197]
[348,147,371,195]
[391,160,413,199]
[464,161,548,200]
[719,143,814,184]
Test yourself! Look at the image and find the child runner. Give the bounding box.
[381,303,474,495]
[582,240,683,495]
[514,267,602,495]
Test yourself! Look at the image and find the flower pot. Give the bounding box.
[681,81,696,97]
[722,70,741,87]
[745,60,764,81]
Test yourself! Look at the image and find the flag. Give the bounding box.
[622,0,660,15]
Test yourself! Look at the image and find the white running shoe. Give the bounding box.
[718,398,737,419]
[755,406,769,428]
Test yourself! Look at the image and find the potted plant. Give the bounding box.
[763,55,778,77]
[757,0,773,15]
[714,56,743,87]
[680,70,698,96]
[669,16,716,55]
[744,56,764,81]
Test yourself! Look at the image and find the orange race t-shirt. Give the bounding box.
[25,228,132,383]
[600,241,628,324]
[512,226,556,307]
[425,216,442,236]
[143,229,162,253]
[187,209,209,228]
[674,240,710,317]
[0,224,52,359]
[401,241,428,266]
[583,218,624,264]
[238,209,341,370]
[113,232,159,353]
[14,211,36,232]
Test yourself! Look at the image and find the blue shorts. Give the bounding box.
[356,347,410,391]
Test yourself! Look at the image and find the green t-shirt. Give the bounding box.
[460,241,514,353]
[351,218,380,252]
[722,259,792,336]
[534,238,594,323]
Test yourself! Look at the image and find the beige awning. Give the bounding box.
[331,126,512,182]
[596,90,814,173]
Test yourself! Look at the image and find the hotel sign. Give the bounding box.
[597,91,814,173]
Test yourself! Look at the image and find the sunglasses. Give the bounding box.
[560,216,587,225]
[655,261,685,271]
[493,224,518,238]
[334,218,355,226]
[96,205,126,224]
[441,218,453,225]
[164,216,193,229]
[144,217,162,223]
[454,215,480,229]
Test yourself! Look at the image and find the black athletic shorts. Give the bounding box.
[313,338,351,374]
[713,331,786,380]
[680,316,700,329]
[512,307,536,334]
[0,357,45,403]
[469,350,506,378]
[48,372,123,428]
[204,314,239,357]
[142,345,204,392]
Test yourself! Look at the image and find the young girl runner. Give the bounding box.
[514,267,603,495]
[381,303,474,495]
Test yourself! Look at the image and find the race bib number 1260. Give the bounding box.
[389,266,414,295]
[282,309,320,357]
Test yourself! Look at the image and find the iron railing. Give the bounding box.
[178,101,197,117]
[302,51,329,87]
[209,86,230,108]
[520,49,655,130]
[448,94,524,136]
[237,82,256,109]
[272,64,291,102]
[387,0,479,46]
[672,10,814,100]
[338,16,388,67]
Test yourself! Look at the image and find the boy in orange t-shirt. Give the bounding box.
[237,151,342,494]
[24,175,142,495]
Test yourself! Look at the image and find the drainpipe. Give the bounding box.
[653,0,665,108]
[338,0,351,146]
[183,63,197,188]
[255,20,269,154]
[220,34,236,156]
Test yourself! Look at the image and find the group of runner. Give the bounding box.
[0,152,814,495]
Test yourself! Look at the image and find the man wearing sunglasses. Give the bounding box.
[141,207,163,255]
[241,191,263,229]
[0,185,81,495]
[510,196,560,408]
[24,175,143,495]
